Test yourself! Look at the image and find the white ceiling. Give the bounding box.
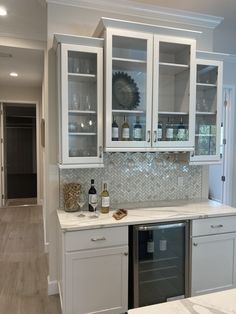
[0,0,236,88]
[0,0,46,88]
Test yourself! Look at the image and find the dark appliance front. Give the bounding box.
[129,221,189,308]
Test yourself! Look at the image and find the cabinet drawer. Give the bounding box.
[64,226,128,252]
[192,216,236,236]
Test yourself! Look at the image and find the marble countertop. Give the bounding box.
[57,199,236,231]
[128,288,236,314]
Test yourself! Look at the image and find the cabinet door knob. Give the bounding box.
[124,252,128,256]
[91,237,106,242]
[147,130,151,143]
[99,146,103,158]
[193,242,198,246]
[153,130,157,143]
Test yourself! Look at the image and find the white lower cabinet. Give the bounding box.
[190,217,236,296]
[58,226,128,314]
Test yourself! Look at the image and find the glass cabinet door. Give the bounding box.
[191,59,222,163]
[105,29,153,149]
[153,36,196,149]
[59,42,103,166]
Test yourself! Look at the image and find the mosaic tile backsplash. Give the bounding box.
[59,152,202,209]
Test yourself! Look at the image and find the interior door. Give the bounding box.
[209,87,228,203]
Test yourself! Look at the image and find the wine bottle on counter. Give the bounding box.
[177,117,186,141]
[100,183,110,214]
[88,179,97,212]
[133,116,142,141]
[121,115,130,141]
[112,115,119,141]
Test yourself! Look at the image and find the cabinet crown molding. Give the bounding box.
[47,0,223,29]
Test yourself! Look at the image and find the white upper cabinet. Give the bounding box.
[103,25,196,152]
[190,59,223,164]
[54,35,104,168]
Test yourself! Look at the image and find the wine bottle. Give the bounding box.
[112,115,119,141]
[165,118,174,141]
[100,183,110,214]
[177,117,186,141]
[88,179,97,212]
[121,115,130,141]
[133,116,142,141]
[157,121,163,141]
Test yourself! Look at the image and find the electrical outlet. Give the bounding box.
[177,177,184,187]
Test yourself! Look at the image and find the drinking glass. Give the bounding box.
[77,190,86,217]
[90,197,99,218]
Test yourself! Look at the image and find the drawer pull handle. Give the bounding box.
[211,224,223,229]
[91,237,106,242]
[147,130,151,143]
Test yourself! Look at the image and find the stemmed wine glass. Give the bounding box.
[90,197,99,218]
[77,190,86,217]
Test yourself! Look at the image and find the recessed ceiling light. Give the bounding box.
[0,7,7,16]
[10,72,18,77]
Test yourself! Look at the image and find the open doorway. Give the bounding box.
[1,102,38,206]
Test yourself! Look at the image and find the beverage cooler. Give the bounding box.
[129,221,189,308]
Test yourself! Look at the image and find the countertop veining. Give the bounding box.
[57,199,236,231]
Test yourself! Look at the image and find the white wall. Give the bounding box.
[46,2,218,283]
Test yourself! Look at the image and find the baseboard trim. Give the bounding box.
[47,276,59,295]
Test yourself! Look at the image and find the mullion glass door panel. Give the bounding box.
[111,34,150,146]
[67,50,98,159]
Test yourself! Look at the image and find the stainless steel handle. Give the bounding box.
[138,222,186,231]
[147,130,151,143]
[153,130,157,143]
[193,242,198,246]
[211,224,223,229]
[99,146,103,158]
[91,236,106,242]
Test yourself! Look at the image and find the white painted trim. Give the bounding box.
[47,276,59,295]
[46,0,223,29]
[197,50,236,63]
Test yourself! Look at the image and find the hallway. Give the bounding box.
[0,205,61,314]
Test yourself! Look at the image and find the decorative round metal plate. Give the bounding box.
[112,72,140,110]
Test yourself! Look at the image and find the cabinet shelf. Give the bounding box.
[68,73,97,82]
[195,134,215,137]
[69,132,97,136]
[196,111,216,115]
[112,57,146,71]
[112,109,145,114]
[69,110,97,115]
[159,111,189,115]
[159,62,189,75]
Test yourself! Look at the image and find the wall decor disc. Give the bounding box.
[112,71,140,110]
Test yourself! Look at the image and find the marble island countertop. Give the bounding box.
[128,288,236,314]
[57,199,236,231]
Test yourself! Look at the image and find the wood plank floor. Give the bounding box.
[0,205,61,314]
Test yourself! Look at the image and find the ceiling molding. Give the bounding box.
[46,0,224,29]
